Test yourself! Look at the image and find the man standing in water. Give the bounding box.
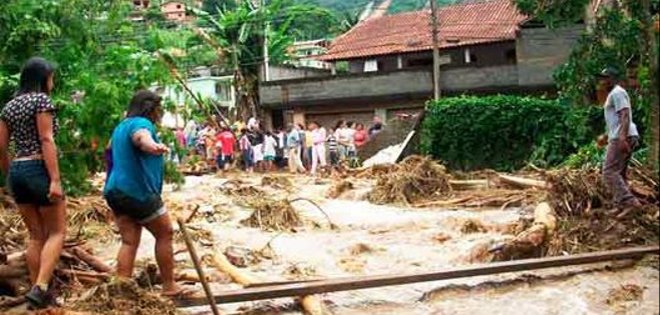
[598,67,642,218]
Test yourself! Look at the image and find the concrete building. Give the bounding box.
[130,0,201,23]
[160,1,188,22]
[156,75,236,128]
[287,40,332,70]
[259,0,583,130]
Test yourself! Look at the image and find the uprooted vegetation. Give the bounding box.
[356,156,658,260]
[239,197,303,232]
[367,155,453,205]
[543,167,659,255]
[69,278,179,315]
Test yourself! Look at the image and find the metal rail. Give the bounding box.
[176,246,659,307]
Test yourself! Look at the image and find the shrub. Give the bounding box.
[421,95,602,171]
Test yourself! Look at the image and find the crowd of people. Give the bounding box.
[173,115,385,176]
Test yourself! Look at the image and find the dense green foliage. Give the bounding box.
[421,95,602,171]
[0,0,198,195]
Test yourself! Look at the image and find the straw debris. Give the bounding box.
[326,180,354,199]
[240,198,302,232]
[367,155,452,205]
[70,278,178,315]
[261,175,293,190]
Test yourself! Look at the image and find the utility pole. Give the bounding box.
[262,0,270,82]
[429,0,441,101]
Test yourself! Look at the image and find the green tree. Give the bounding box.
[196,0,335,120]
[0,0,200,194]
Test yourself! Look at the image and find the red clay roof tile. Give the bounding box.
[319,0,527,61]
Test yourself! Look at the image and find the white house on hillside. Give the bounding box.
[155,75,236,128]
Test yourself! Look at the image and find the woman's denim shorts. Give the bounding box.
[104,189,166,224]
[8,160,54,206]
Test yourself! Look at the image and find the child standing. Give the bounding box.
[216,127,236,172]
[263,131,278,172]
[326,128,338,167]
[239,129,254,173]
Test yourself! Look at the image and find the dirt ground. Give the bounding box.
[86,172,658,315]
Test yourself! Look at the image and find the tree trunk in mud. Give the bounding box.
[492,202,557,261]
[208,253,331,315]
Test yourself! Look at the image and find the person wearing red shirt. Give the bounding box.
[354,123,368,148]
[216,127,236,171]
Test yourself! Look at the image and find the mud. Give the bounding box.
[84,172,658,315]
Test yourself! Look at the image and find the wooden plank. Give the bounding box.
[176,246,658,307]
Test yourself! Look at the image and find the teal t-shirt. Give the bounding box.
[104,117,164,200]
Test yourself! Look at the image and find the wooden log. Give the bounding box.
[177,218,220,315]
[208,253,331,315]
[58,269,110,280]
[68,247,112,273]
[497,174,548,189]
[449,180,490,190]
[176,269,212,283]
[176,246,659,307]
[0,264,27,278]
[0,296,26,309]
[491,202,556,261]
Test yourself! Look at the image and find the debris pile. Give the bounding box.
[326,180,353,199]
[70,278,178,315]
[545,168,611,215]
[367,155,452,205]
[543,167,659,255]
[261,175,293,190]
[240,197,302,232]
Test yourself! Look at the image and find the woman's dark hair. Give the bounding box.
[356,123,365,129]
[335,120,345,130]
[126,90,162,121]
[17,57,55,96]
[347,121,355,128]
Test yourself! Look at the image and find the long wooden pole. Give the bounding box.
[177,218,221,315]
[176,246,658,307]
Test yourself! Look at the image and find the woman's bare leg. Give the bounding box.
[115,215,143,278]
[35,200,66,287]
[143,213,178,293]
[17,205,45,284]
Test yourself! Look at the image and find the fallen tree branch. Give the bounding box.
[67,247,112,273]
[497,174,548,190]
[207,252,332,315]
[289,198,338,230]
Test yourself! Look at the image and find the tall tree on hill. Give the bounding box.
[514,0,659,169]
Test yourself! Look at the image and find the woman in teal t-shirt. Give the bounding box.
[104,90,190,297]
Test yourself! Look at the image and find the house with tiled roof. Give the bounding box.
[259,0,583,131]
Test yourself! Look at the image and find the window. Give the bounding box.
[215,82,232,102]
[178,13,183,18]
[464,48,472,63]
[364,59,378,72]
[177,4,182,9]
[505,48,516,63]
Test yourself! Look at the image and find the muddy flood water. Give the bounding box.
[93,173,659,315]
